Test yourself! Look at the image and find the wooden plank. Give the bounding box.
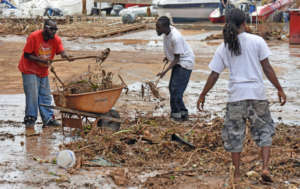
[93,23,146,38]
[94,0,152,4]
[41,104,122,122]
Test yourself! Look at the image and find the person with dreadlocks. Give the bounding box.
[197,8,286,182]
[156,16,195,122]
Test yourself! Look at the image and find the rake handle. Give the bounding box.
[154,61,168,87]
[52,56,97,62]
[50,66,65,88]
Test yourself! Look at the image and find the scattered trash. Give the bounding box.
[246,170,260,178]
[171,133,196,150]
[56,150,76,169]
[109,169,128,186]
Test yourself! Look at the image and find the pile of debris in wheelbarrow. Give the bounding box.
[51,48,126,99]
[46,48,128,132]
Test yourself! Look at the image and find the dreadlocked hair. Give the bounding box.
[223,8,246,56]
[157,16,171,27]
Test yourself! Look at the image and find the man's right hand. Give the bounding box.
[163,57,169,64]
[36,60,52,67]
[278,90,286,106]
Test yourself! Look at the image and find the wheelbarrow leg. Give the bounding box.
[61,112,83,136]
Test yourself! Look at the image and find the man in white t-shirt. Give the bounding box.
[197,9,286,183]
[156,16,195,121]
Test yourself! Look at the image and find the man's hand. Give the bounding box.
[278,89,286,106]
[197,94,205,111]
[36,59,52,67]
[163,57,169,64]
[47,59,53,65]
[60,51,73,62]
[156,71,166,78]
[66,55,74,62]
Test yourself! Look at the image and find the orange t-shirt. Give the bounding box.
[18,30,64,77]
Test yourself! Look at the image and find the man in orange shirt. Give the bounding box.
[18,19,72,128]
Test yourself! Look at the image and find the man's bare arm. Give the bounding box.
[24,52,50,66]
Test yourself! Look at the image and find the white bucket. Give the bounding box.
[56,150,76,169]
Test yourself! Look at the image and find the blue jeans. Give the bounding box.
[169,65,192,118]
[22,73,54,124]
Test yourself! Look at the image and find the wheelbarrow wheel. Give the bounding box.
[97,109,121,131]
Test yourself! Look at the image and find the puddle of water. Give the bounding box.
[0,121,121,188]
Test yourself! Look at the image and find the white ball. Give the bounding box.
[56,150,76,169]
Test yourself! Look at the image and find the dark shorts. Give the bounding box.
[222,100,275,152]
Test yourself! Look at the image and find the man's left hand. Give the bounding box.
[66,55,74,62]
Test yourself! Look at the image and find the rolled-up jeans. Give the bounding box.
[169,64,192,118]
[22,73,53,124]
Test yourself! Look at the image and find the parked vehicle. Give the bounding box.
[156,0,219,23]
[209,0,294,23]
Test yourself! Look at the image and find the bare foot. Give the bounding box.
[261,169,273,183]
[233,171,241,183]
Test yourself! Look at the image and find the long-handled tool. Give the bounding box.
[146,60,168,100]
[50,66,65,88]
[154,60,168,87]
[50,48,111,90]
[52,48,110,65]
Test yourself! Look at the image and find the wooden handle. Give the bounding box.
[50,66,65,88]
[118,74,127,87]
[52,56,97,62]
[154,61,168,87]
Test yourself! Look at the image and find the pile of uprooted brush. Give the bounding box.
[62,68,115,94]
[60,116,299,188]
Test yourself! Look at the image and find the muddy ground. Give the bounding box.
[0,20,299,189]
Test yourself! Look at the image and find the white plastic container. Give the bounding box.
[56,150,76,169]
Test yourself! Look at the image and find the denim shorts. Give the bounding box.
[222,100,275,152]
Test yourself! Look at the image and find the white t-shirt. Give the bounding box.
[209,32,271,102]
[163,26,195,70]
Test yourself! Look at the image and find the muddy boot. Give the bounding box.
[43,119,61,128]
[181,111,189,121]
[24,116,36,128]
[170,112,182,122]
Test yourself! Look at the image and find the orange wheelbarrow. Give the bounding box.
[42,85,125,133]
